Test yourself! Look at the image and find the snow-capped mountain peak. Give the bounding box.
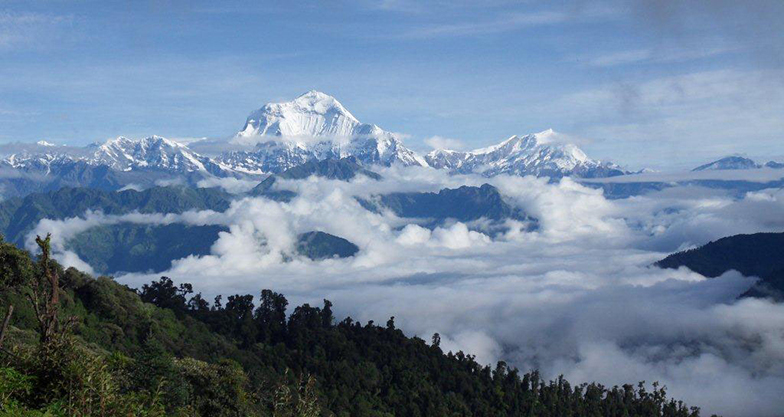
[224,91,428,172]
[91,135,219,173]
[238,90,362,139]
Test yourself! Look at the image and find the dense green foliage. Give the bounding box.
[0,238,711,416]
[66,223,228,274]
[656,232,784,299]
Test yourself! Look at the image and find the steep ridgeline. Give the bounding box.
[250,157,381,201]
[655,232,784,300]
[0,165,531,275]
[215,90,428,173]
[360,183,537,235]
[276,156,382,181]
[0,182,527,275]
[0,158,125,198]
[426,129,627,179]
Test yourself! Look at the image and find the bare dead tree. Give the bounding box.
[27,234,63,344]
[0,305,13,348]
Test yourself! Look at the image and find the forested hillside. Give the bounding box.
[0,235,710,416]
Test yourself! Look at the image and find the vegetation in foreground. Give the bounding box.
[0,235,711,416]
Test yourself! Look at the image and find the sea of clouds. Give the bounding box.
[28,167,784,416]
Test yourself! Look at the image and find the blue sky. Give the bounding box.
[1,0,783,169]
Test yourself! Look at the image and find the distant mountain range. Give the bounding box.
[4,135,233,176]
[0,91,628,198]
[5,90,780,203]
[425,129,626,178]
[586,155,784,199]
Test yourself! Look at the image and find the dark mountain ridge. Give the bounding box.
[66,223,360,274]
[655,232,784,300]
[360,183,538,234]
[0,186,233,245]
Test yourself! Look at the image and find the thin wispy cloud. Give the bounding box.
[0,107,39,117]
[367,0,521,14]
[371,0,428,14]
[585,45,738,68]
[0,11,75,51]
[398,11,568,39]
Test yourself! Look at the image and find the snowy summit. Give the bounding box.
[219,90,428,173]
[238,90,363,138]
[426,129,626,178]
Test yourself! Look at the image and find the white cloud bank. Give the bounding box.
[27,167,784,416]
